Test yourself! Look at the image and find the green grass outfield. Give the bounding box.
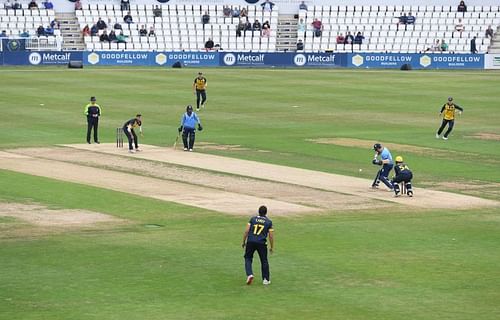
[0,67,499,319]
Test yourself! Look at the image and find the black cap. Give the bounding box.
[198,72,203,75]
[258,205,267,216]
[373,143,382,151]
[90,96,96,101]
[448,96,453,101]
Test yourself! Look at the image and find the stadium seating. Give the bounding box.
[298,5,500,53]
[77,4,278,52]
[0,7,60,50]
[0,3,498,53]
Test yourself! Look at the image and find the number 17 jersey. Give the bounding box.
[247,216,274,245]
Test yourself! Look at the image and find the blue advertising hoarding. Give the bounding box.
[291,53,346,67]
[83,51,220,66]
[2,51,83,65]
[0,50,485,69]
[84,51,161,66]
[347,53,484,69]
[220,52,346,67]
[165,52,219,67]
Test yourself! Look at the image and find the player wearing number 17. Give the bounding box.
[242,205,274,286]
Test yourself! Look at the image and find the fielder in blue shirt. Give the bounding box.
[371,143,394,189]
[178,105,202,152]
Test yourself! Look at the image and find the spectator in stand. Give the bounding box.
[202,11,210,25]
[299,1,308,11]
[90,24,98,36]
[121,0,130,12]
[75,0,82,10]
[336,33,345,44]
[139,25,147,36]
[263,20,271,30]
[253,19,262,31]
[344,31,354,44]
[455,18,464,35]
[297,18,306,32]
[0,30,8,38]
[99,30,109,42]
[223,6,231,18]
[406,12,416,24]
[19,29,30,37]
[354,32,365,44]
[124,12,133,24]
[4,0,12,9]
[12,1,21,10]
[50,18,60,29]
[28,0,38,9]
[37,25,45,36]
[96,18,107,30]
[296,39,304,50]
[153,5,162,18]
[240,8,248,18]
[457,1,467,12]
[261,0,275,12]
[470,36,477,53]
[236,20,244,37]
[148,26,155,37]
[311,18,323,37]
[261,24,271,37]
[116,31,127,43]
[485,25,494,39]
[204,38,214,50]
[232,7,240,18]
[425,39,441,52]
[82,24,90,37]
[398,13,407,25]
[109,30,117,42]
[245,19,252,31]
[43,1,53,9]
[44,25,54,36]
[114,22,122,30]
[441,39,448,51]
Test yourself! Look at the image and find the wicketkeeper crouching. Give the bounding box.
[391,156,413,197]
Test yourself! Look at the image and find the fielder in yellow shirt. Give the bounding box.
[192,72,207,111]
[436,97,464,140]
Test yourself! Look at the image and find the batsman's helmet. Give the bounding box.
[395,156,403,163]
[186,105,193,111]
[373,143,382,151]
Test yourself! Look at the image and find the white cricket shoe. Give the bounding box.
[246,275,254,285]
[263,279,271,285]
[129,150,136,154]
[435,133,440,139]
[443,136,448,140]
[135,148,142,152]
[189,149,193,152]
[183,148,188,151]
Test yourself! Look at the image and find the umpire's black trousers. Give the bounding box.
[244,242,270,281]
[87,116,99,143]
